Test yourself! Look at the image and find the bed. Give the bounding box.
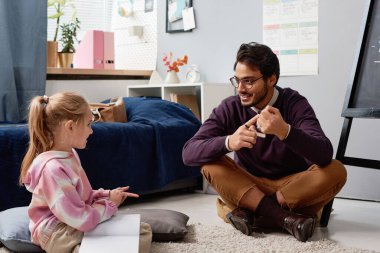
[0,97,202,211]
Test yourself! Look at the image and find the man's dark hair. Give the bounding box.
[234,42,280,85]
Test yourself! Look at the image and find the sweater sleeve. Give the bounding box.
[183,104,231,166]
[91,188,110,200]
[282,97,333,166]
[41,165,118,232]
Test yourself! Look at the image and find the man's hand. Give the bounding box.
[109,186,139,207]
[228,115,260,151]
[257,106,289,140]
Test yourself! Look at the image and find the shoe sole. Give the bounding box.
[310,217,317,238]
[305,215,317,239]
[297,217,315,242]
[226,212,252,235]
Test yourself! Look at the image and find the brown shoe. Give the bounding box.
[306,213,318,236]
[283,212,316,242]
[226,207,255,235]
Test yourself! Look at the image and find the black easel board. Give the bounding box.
[343,0,380,118]
[336,0,380,170]
[321,0,380,228]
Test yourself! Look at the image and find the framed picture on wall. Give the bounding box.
[166,0,192,33]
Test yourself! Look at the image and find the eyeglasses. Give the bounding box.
[229,76,263,89]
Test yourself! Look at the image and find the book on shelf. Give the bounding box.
[80,213,140,253]
[73,30,115,69]
[170,93,200,121]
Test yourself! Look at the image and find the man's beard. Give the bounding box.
[240,82,268,107]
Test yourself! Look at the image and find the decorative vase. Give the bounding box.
[164,70,180,84]
[46,41,58,67]
[57,53,73,68]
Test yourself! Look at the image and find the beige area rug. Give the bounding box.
[0,223,376,253]
[151,223,377,253]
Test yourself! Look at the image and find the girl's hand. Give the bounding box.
[109,186,139,207]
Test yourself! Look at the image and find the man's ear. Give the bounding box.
[269,74,277,87]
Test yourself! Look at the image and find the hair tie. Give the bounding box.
[43,95,49,104]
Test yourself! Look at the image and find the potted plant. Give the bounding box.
[57,18,80,68]
[47,0,76,67]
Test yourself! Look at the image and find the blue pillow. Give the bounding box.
[0,207,43,252]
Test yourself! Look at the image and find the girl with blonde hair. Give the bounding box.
[20,92,151,253]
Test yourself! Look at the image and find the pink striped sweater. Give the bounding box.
[23,149,118,247]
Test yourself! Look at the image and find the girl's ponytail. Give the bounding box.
[19,96,52,184]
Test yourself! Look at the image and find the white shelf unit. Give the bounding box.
[127,83,234,122]
[128,82,234,194]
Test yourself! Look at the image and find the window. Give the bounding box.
[47,0,113,51]
[47,0,157,71]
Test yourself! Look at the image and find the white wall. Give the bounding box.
[111,0,157,70]
[156,0,380,201]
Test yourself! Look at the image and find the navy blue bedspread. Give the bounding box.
[0,97,201,211]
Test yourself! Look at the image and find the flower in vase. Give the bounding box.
[163,52,188,72]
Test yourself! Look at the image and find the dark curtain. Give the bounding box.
[0,0,46,123]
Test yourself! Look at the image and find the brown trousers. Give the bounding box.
[202,156,347,216]
[43,222,152,253]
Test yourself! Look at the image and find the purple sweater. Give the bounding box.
[182,87,333,179]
